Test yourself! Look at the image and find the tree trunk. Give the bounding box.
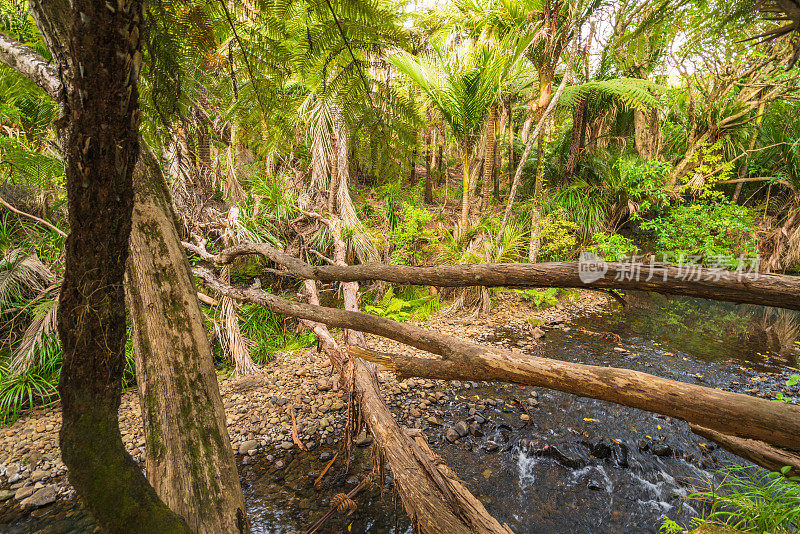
[189,241,800,312]
[424,128,434,204]
[460,150,470,233]
[690,425,800,477]
[480,108,497,211]
[26,1,192,531]
[193,270,800,453]
[506,100,515,197]
[127,148,249,533]
[633,107,661,160]
[410,144,418,185]
[565,98,587,176]
[528,126,546,262]
[733,102,765,203]
[494,105,507,201]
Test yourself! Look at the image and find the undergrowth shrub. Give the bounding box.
[539,208,579,261]
[640,202,758,265]
[662,465,800,533]
[390,203,435,265]
[364,286,439,321]
[238,304,316,363]
[588,233,640,261]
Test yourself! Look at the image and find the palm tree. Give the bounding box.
[391,44,503,233]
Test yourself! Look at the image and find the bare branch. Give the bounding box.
[0,31,61,100]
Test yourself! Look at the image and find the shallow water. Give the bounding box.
[2,292,798,533]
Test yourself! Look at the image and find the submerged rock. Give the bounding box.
[20,486,56,510]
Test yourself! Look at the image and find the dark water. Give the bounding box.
[3,292,798,533]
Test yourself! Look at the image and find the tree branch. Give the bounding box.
[0,31,61,100]
[0,194,67,237]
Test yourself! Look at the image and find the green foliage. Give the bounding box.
[775,374,800,403]
[513,288,559,309]
[238,305,316,364]
[0,336,60,425]
[666,465,800,533]
[612,157,672,218]
[538,208,579,262]
[639,202,758,264]
[390,203,435,265]
[364,286,439,322]
[588,233,639,261]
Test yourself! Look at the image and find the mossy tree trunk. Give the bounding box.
[25,0,192,531]
[127,148,249,533]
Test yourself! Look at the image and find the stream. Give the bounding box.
[3,292,799,533]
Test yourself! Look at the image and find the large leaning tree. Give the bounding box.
[0,3,249,533]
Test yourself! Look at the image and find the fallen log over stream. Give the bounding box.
[690,424,800,477]
[276,214,513,534]
[184,241,800,311]
[193,266,800,453]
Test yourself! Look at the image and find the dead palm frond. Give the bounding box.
[0,249,55,309]
[219,294,257,376]
[11,294,58,375]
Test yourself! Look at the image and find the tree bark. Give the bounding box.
[633,107,661,160]
[193,270,800,452]
[127,148,249,533]
[424,127,434,204]
[26,0,192,531]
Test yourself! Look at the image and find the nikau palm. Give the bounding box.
[392,45,501,233]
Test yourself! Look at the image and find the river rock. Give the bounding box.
[355,431,372,447]
[30,469,49,482]
[0,489,14,501]
[548,443,588,468]
[610,442,629,467]
[20,486,56,510]
[445,428,460,443]
[238,440,258,455]
[590,439,613,460]
[14,486,35,501]
[319,452,333,462]
[454,420,469,437]
[651,443,672,457]
[280,441,294,450]
[468,422,483,438]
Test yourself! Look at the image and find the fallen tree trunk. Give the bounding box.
[185,241,800,312]
[192,267,800,452]
[294,215,513,534]
[690,424,800,477]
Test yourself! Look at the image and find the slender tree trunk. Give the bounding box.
[328,137,339,214]
[424,127,434,204]
[26,1,192,530]
[505,100,515,198]
[565,98,587,176]
[127,148,249,533]
[480,108,497,211]
[460,150,470,233]
[528,127,546,262]
[410,144,418,185]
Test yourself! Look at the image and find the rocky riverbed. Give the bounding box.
[0,290,611,520]
[4,289,798,533]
